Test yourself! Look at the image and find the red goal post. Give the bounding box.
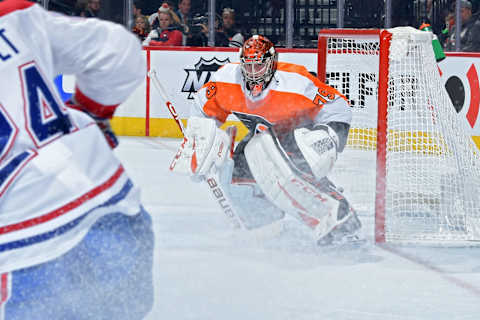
[317,28,480,245]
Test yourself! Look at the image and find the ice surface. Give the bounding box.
[115,137,480,320]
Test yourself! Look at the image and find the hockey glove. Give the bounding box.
[170,117,231,178]
[65,88,119,149]
[90,116,119,149]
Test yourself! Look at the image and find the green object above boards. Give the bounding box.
[419,23,446,62]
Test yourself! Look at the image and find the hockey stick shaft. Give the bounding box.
[148,69,245,230]
[148,69,186,135]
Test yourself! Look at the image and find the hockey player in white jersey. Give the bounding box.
[0,0,153,318]
[170,35,362,245]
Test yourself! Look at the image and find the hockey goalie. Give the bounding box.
[170,35,362,245]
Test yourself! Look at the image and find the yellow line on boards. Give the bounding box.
[111,117,249,140]
[111,117,480,151]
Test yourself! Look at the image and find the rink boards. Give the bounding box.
[56,47,480,148]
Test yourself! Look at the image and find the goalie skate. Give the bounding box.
[313,177,363,246]
[316,209,363,246]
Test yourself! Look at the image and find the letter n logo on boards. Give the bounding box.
[182,57,230,99]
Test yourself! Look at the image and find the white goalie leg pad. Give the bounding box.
[244,132,343,239]
[170,116,230,176]
[294,125,338,179]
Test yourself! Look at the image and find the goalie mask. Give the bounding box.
[240,35,278,97]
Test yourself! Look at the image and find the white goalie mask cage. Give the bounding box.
[239,35,278,95]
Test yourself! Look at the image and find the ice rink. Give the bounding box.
[115,136,480,320]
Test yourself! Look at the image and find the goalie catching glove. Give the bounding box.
[294,124,339,179]
[170,116,232,177]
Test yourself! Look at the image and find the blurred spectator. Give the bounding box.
[216,8,244,47]
[440,11,455,47]
[418,0,434,23]
[445,0,480,51]
[132,15,151,42]
[133,1,144,19]
[217,0,254,21]
[83,0,102,18]
[74,0,88,16]
[149,2,182,30]
[176,0,192,26]
[186,13,232,47]
[265,0,282,18]
[143,3,183,46]
[73,0,101,18]
[186,12,241,47]
[175,0,193,45]
[185,13,209,46]
[128,1,144,30]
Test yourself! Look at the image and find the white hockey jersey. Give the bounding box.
[0,0,145,273]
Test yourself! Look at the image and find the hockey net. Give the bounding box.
[317,27,480,244]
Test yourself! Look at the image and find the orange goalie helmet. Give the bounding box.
[240,35,278,96]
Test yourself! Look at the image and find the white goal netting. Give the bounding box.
[318,27,480,244]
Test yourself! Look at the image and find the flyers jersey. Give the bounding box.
[194,62,352,133]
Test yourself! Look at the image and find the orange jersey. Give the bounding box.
[194,62,351,133]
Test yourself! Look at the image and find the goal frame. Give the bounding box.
[317,29,399,243]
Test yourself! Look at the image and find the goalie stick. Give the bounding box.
[148,69,246,230]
